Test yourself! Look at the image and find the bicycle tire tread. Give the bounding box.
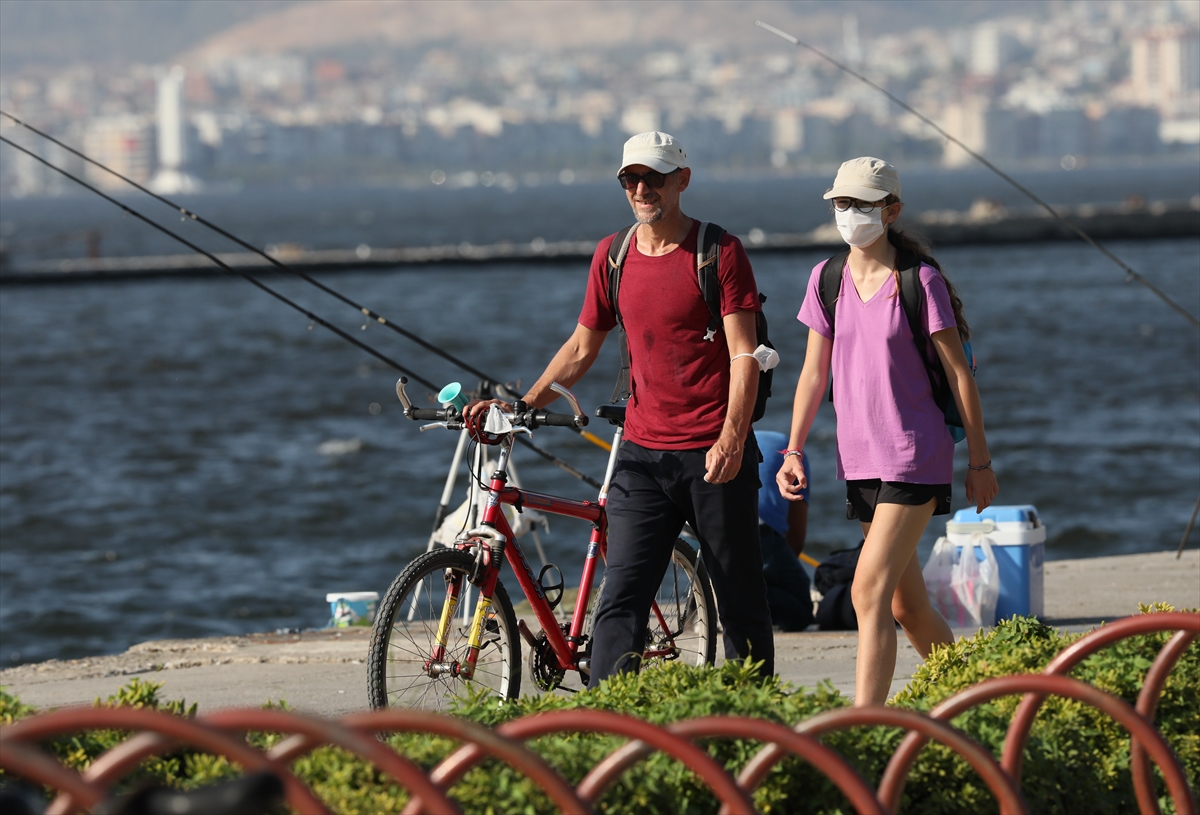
[367,548,520,710]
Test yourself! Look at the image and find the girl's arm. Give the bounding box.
[931,327,999,512]
[777,328,832,501]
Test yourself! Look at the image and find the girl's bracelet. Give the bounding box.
[968,460,992,471]
[779,449,804,459]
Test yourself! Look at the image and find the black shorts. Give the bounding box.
[845,479,951,522]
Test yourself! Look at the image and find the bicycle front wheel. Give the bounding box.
[368,548,521,710]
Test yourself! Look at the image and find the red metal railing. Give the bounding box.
[2,611,1196,814]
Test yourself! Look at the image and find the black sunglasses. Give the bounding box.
[831,197,891,213]
[617,168,679,191]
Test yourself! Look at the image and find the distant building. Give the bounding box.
[1130,26,1200,112]
[83,114,155,189]
[970,22,1015,78]
[940,99,1020,167]
[1092,105,1161,156]
[1038,106,1090,162]
[149,65,201,194]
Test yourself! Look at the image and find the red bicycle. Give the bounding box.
[367,378,717,710]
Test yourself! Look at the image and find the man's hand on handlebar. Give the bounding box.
[464,398,512,422]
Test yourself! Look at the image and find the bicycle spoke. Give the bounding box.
[370,549,519,710]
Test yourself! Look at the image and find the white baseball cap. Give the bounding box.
[618,131,688,175]
[822,157,901,201]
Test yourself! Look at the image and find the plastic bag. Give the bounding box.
[923,533,999,628]
[430,487,546,546]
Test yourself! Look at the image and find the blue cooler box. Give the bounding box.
[946,505,1045,623]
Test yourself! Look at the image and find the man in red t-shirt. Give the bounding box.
[469,131,774,684]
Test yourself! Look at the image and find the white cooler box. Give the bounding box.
[946,505,1045,623]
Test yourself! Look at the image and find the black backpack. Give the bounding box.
[813,541,863,631]
[606,221,773,421]
[818,250,974,441]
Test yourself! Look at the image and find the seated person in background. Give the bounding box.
[755,429,815,632]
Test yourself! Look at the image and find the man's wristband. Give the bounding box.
[780,449,804,459]
[968,460,992,471]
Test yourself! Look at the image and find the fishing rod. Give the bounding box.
[756,20,1200,331]
[0,110,493,379]
[0,109,612,456]
[1,135,437,389]
[0,135,603,490]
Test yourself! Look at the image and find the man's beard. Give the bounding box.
[634,205,664,224]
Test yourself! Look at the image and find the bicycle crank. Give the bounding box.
[527,628,567,692]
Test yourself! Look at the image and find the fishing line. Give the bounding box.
[756,20,1200,330]
[1,132,603,488]
[0,134,439,390]
[0,109,613,454]
[0,110,495,381]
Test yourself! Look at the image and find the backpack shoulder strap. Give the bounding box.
[607,225,637,404]
[896,252,924,346]
[607,225,637,326]
[897,254,950,412]
[696,221,725,341]
[819,251,849,334]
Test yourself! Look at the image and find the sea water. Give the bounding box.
[0,177,1197,666]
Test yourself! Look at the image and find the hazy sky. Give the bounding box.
[0,0,1047,72]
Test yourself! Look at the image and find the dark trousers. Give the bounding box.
[588,434,775,686]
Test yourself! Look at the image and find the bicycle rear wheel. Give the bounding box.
[368,548,520,710]
[585,537,717,674]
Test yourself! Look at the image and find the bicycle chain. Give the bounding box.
[528,626,568,692]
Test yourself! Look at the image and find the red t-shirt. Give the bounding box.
[578,220,761,449]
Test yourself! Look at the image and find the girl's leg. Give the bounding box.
[850,499,935,706]
[891,549,953,658]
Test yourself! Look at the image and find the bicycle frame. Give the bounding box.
[443,428,618,680]
[391,374,702,688]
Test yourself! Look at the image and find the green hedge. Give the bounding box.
[2,604,1196,814]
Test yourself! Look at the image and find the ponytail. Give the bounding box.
[882,194,971,341]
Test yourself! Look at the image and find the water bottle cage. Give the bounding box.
[536,563,564,610]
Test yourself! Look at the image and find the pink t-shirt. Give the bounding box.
[579,221,761,449]
[797,258,957,484]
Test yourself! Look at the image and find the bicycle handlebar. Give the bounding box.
[525,410,583,428]
[407,407,449,421]
[395,378,588,429]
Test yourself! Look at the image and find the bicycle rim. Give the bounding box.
[646,537,717,667]
[368,548,520,710]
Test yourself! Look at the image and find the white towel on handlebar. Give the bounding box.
[484,404,514,435]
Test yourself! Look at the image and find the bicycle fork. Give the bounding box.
[428,532,504,681]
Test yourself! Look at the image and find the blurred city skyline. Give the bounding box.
[1,0,1198,197]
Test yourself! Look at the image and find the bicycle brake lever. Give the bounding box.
[419,421,451,432]
[548,382,585,425]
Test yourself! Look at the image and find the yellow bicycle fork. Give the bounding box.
[432,574,493,681]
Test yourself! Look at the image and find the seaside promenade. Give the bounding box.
[2,550,1196,717]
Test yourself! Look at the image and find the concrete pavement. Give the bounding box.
[2,549,1196,716]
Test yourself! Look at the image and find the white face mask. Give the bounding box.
[835,207,886,247]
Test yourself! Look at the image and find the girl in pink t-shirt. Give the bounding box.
[777,157,999,706]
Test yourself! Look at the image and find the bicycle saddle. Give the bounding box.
[595,404,626,426]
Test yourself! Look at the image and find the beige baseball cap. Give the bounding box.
[822,157,901,201]
[618,131,688,175]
